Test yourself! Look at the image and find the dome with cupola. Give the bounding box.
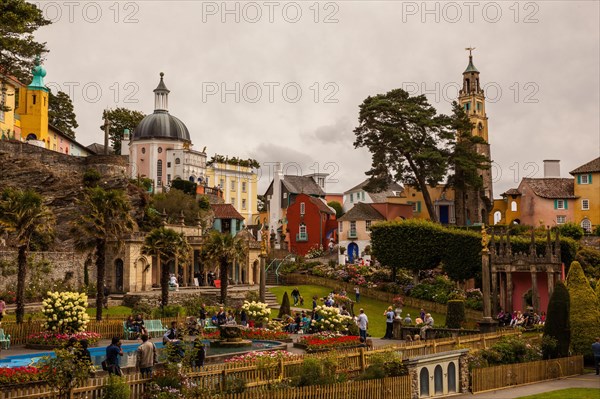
[132,73,191,142]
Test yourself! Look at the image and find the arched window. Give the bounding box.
[157,160,163,186]
[434,365,443,394]
[420,368,430,397]
[511,201,518,212]
[448,362,456,392]
[581,219,592,233]
[493,211,502,225]
[175,158,181,165]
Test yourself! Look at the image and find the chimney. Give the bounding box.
[268,162,283,242]
[543,160,560,178]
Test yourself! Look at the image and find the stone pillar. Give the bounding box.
[506,271,513,312]
[491,267,498,316]
[479,249,498,332]
[530,269,539,313]
[259,255,266,302]
[408,364,419,399]
[499,273,506,312]
[392,318,402,340]
[547,271,555,298]
[459,353,470,393]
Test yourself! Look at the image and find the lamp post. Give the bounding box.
[259,226,268,302]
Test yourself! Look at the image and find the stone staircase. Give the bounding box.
[264,291,279,308]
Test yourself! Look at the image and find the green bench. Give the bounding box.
[203,319,218,332]
[0,328,11,349]
[123,320,167,339]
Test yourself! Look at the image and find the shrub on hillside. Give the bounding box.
[446,300,466,328]
[566,261,600,363]
[478,336,541,366]
[558,222,584,241]
[542,281,570,359]
[575,247,600,280]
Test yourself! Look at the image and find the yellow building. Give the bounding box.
[397,185,456,224]
[570,157,600,233]
[0,74,23,140]
[206,159,259,225]
[490,189,522,225]
[16,58,49,144]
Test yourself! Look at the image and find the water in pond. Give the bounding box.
[0,340,281,369]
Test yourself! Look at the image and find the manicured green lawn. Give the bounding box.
[516,388,600,399]
[86,306,133,318]
[268,285,446,338]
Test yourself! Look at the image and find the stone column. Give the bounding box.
[459,353,470,393]
[479,249,497,332]
[530,269,539,312]
[547,271,555,298]
[259,255,266,302]
[506,271,513,312]
[491,267,498,316]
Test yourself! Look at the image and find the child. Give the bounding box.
[299,296,304,306]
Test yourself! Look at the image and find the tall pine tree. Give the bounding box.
[101,108,145,153]
[49,90,78,138]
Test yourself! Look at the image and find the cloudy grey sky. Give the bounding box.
[35,0,599,196]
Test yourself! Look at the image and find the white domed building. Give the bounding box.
[125,73,207,191]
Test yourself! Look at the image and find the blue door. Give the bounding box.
[439,205,449,224]
[347,242,359,263]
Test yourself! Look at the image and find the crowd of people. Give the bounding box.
[496,308,546,328]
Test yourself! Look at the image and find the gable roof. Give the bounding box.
[338,202,384,221]
[308,196,335,215]
[211,203,244,220]
[281,175,325,196]
[570,157,600,175]
[521,178,576,199]
[345,179,403,202]
[502,188,521,196]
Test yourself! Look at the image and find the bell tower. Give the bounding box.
[454,48,494,226]
[16,56,49,144]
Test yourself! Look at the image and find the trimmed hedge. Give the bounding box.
[566,261,600,362]
[370,220,578,281]
[543,281,570,359]
[445,300,466,328]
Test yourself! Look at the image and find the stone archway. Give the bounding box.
[115,259,124,293]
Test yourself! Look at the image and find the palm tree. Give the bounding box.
[141,227,191,307]
[71,187,134,320]
[202,230,247,305]
[0,188,54,323]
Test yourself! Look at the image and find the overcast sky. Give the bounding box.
[34,0,599,196]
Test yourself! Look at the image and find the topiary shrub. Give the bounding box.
[566,261,600,363]
[446,300,466,328]
[575,247,600,280]
[278,291,291,319]
[542,281,570,359]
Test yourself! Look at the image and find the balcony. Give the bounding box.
[296,232,308,242]
[347,230,357,239]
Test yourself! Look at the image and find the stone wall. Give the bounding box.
[0,251,89,292]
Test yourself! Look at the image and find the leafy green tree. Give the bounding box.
[558,222,585,241]
[141,227,191,307]
[0,188,54,323]
[171,178,197,195]
[101,107,146,153]
[565,261,600,362]
[575,247,600,279]
[353,89,488,222]
[0,0,50,91]
[201,230,247,304]
[38,348,91,399]
[151,188,200,226]
[327,201,344,218]
[71,187,135,320]
[542,281,570,359]
[48,90,78,138]
[445,300,466,328]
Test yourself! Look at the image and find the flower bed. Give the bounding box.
[26,331,101,348]
[241,301,271,324]
[224,350,298,363]
[295,333,361,352]
[201,328,291,341]
[41,291,90,333]
[311,306,354,333]
[0,366,45,385]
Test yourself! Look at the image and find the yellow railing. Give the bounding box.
[471,355,584,393]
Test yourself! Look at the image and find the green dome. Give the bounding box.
[28,56,49,92]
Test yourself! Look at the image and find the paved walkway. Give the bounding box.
[453,373,600,398]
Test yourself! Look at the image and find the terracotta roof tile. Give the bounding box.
[211,203,244,220]
[282,175,325,196]
[309,196,335,215]
[502,188,521,196]
[570,157,600,175]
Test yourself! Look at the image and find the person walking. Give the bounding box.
[105,337,123,376]
[592,337,600,376]
[357,308,368,341]
[199,304,207,330]
[136,334,157,378]
[383,306,395,339]
[291,287,301,306]
[354,286,360,303]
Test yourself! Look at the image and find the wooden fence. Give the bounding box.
[1,330,523,399]
[287,274,484,320]
[1,317,181,345]
[471,355,584,393]
[2,374,411,399]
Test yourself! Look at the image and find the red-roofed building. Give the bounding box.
[286,193,337,255]
[211,203,244,235]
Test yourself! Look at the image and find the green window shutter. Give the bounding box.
[589,174,593,183]
[554,199,558,209]
[577,175,581,184]
[564,200,568,210]
[417,201,422,212]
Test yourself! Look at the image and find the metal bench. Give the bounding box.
[123,320,167,339]
[0,328,11,349]
[203,319,218,332]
